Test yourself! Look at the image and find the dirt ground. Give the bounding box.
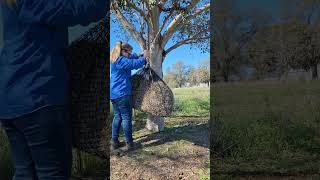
[110,117,210,180]
[215,175,320,180]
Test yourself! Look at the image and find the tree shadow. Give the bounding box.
[134,122,209,149]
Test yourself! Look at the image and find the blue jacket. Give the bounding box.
[0,0,108,119]
[110,54,146,100]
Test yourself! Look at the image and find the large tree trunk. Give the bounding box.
[222,72,229,82]
[111,0,210,132]
[311,64,318,80]
[145,37,166,132]
[145,19,164,132]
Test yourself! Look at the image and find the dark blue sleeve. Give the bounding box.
[17,0,108,27]
[129,53,140,59]
[116,56,146,70]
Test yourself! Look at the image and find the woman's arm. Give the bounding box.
[17,0,108,27]
[116,56,146,71]
[130,53,146,60]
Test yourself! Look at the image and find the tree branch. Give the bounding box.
[159,0,168,5]
[162,0,202,45]
[165,35,210,55]
[125,0,148,20]
[150,7,174,45]
[111,2,146,49]
[163,2,210,46]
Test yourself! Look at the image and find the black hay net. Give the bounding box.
[132,65,174,117]
[65,17,110,159]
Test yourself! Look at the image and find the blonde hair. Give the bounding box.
[110,41,133,63]
[2,0,16,6]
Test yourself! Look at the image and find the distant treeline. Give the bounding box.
[213,0,320,82]
[164,60,210,88]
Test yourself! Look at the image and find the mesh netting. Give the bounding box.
[132,66,174,117]
[65,17,109,159]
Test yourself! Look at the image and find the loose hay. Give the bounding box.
[66,17,109,159]
[132,66,174,117]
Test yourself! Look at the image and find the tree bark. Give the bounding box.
[112,0,210,132]
[222,72,229,82]
[145,35,166,132]
[311,64,318,80]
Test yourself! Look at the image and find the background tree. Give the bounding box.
[164,67,179,88]
[271,23,302,79]
[213,0,268,81]
[164,59,209,87]
[171,61,190,88]
[247,26,283,80]
[111,0,210,131]
[294,24,320,79]
[188,67,199,86]
[164,61,191,88]
[197,60,210,85]
[281,0,320,79]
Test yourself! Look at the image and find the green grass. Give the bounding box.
[0,87,210,179]
[72,150,109,178]
[212,81,320,176]
[199,168,210,180]
[0,129,14,180]
[172,88,210,117]
[110,87,210,119]
[199,159,210,180]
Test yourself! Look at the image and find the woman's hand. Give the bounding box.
[143,50,150,60]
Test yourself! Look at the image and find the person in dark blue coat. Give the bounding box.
[0,0,108,179]
[110,41,148,152]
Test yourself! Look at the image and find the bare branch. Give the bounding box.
[111,2,146,49]
[147,1,161,46]
[159,0,168,5]
[163,0,202,42]
[165,34,209,55]
[150,7,174,45]
[160,10,174,33]
[163,2,210,46]
[125,0,147,20]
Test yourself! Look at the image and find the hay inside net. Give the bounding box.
[65,17,109,159]
[132,66,174,117]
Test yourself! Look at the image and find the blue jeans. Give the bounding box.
[0,106,72,180]
[111,95,133,143]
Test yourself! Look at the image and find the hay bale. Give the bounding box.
[132,67,174,117]
[65,17,109,159]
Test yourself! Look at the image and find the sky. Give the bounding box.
[109,0,285,72]
[0,0,283,71]
[110,29,210,72]
[110,5,210,72]
[0,8,209,75]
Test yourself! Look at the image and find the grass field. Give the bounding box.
[111,87,210,179]
[2,82,320,179]
[212,81,320,179]
[0,87,210,180]
[172,87,210,117]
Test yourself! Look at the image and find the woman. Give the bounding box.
[110,41,148,152]
[0,0,107,179]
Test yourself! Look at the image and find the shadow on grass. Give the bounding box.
[71,150,109,180]
[112,122,210,179]
[135,122,209,149]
